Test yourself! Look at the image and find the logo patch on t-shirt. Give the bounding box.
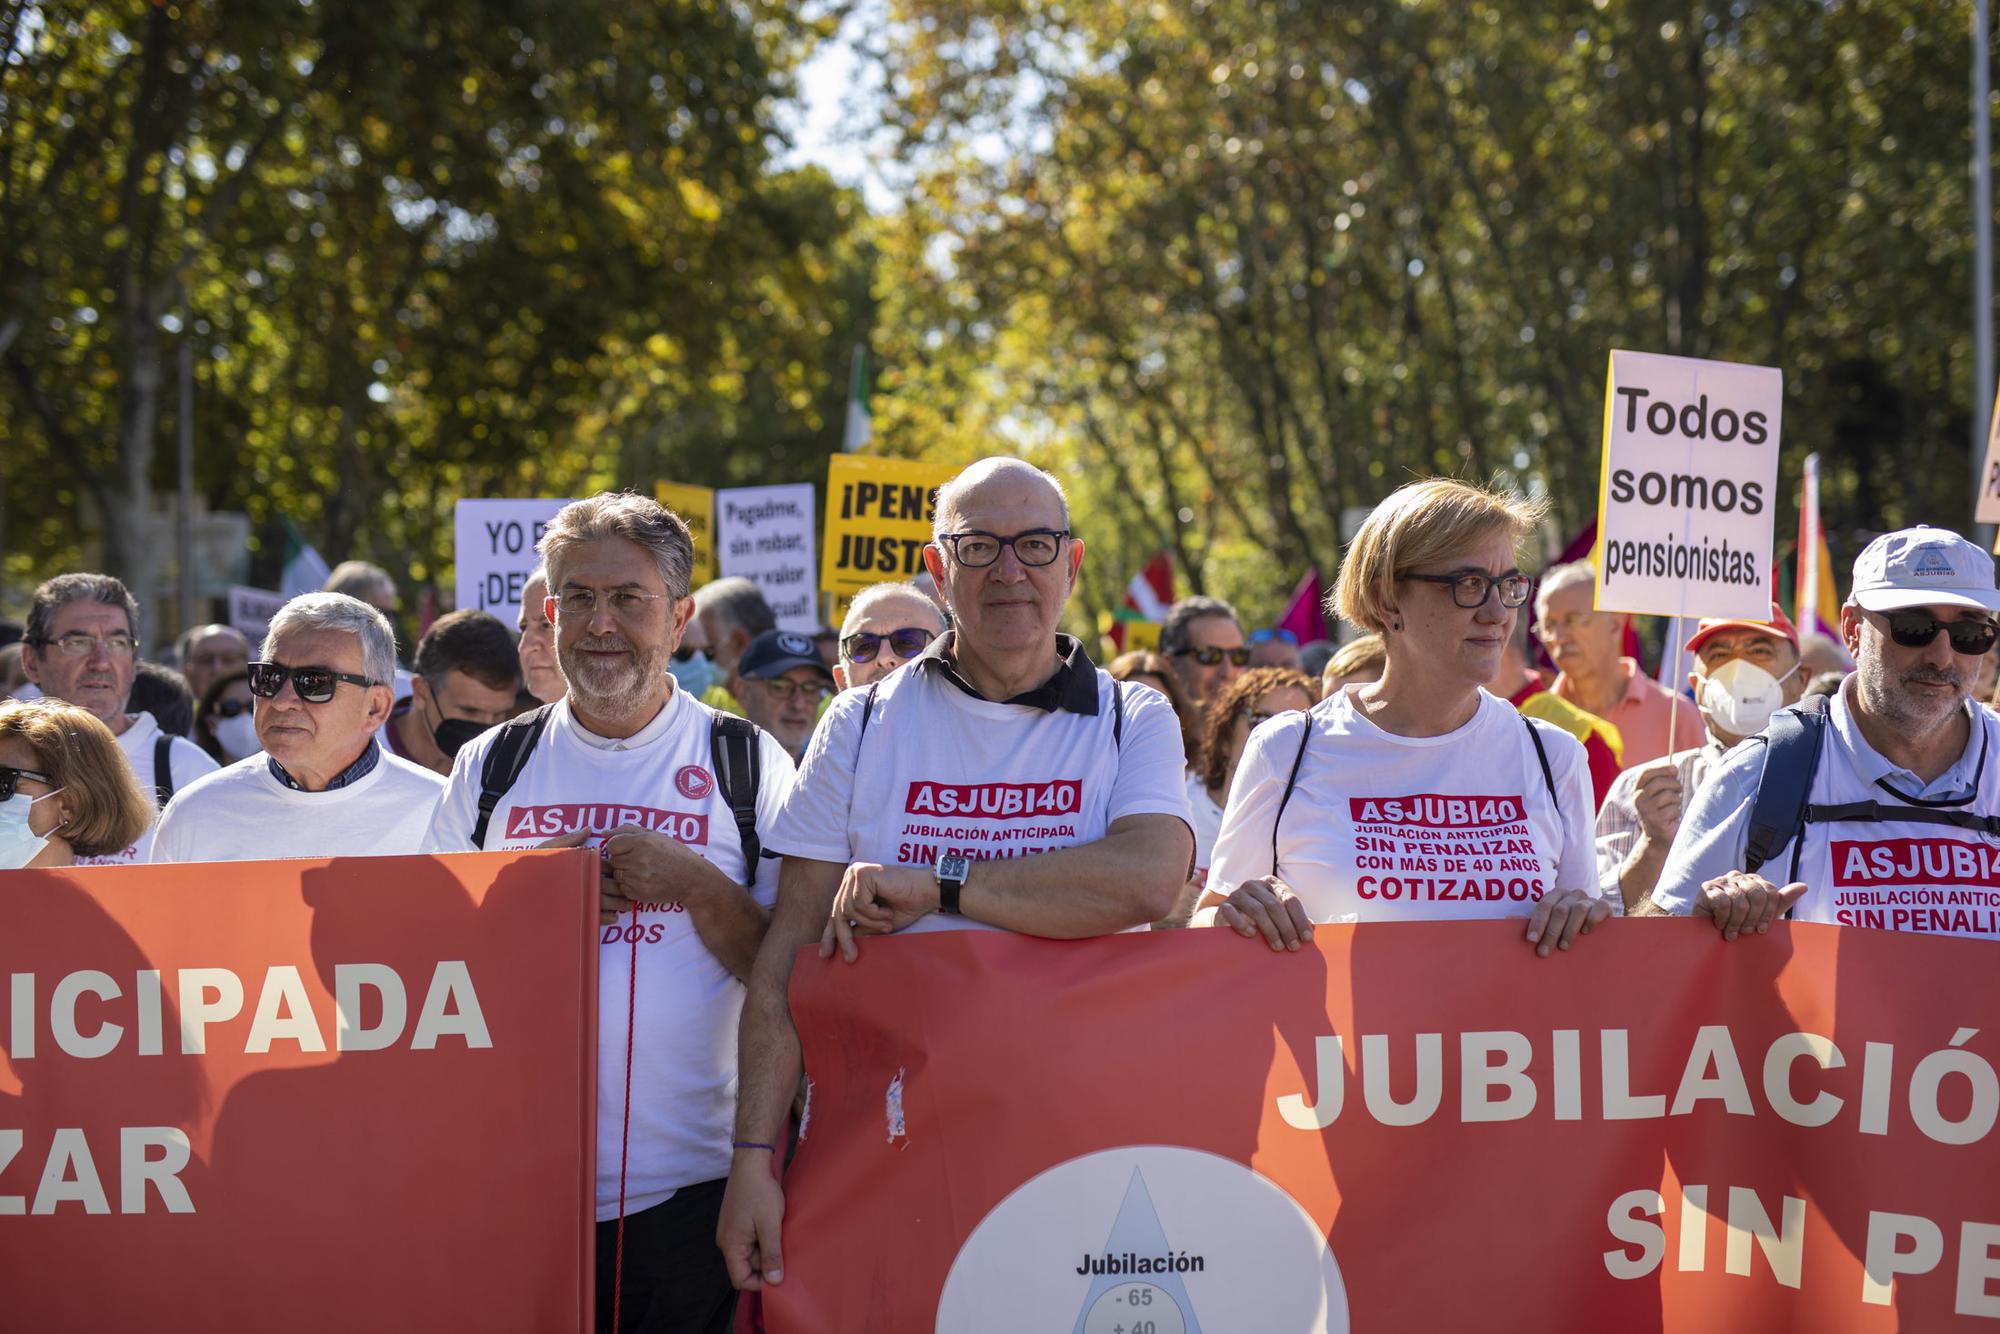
[906,779,1083,820]
[505,803,711,845]
[676,765,715,800]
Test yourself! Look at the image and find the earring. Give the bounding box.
[1391,619,1403,632]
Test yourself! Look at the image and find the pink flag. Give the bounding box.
[1275,569,1327,644]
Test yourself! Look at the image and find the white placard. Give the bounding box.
[226,585,288,644]
[1979,389,2000,525]
[716,483,818,631]
[1595,350,1782,620]
[453,499,573,625]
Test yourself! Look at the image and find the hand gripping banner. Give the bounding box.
[769,921,2000,1332]
[0,850,598,1333]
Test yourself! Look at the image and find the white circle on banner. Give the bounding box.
[935,1144,1347,1334]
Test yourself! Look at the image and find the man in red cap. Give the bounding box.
[1593,603,1804,912]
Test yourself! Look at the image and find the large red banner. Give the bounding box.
[771,921,2000,1331]
[0,850,598,1332]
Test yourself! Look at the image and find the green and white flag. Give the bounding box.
[841,343,872,453]
[280,516,330,597]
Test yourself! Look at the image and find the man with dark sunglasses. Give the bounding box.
[831,582,947,692]
[1160,596,1248,734]
[1647,526,2000,941]
[151,593,445,863]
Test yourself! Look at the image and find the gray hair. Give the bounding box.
[537,492,694,600]
[522,563,549,596]
[839,582,948,640]
[1160,596,1240,656]
[27,573,141,646]
[1532,561,1597,620]
[323,560,398,606]
[262,592,398,686]
[693,576,775,638]
[931,456,1071,540]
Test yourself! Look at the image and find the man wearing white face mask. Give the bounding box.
[1594,603,1804,913]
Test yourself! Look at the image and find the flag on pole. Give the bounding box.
[279,517,330,598]
[841,344,872,453]
[1795,453,1854,668]
[1274,568,1327,645]
[1108,550,1174,652]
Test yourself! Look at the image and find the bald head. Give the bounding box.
[932,457,1070,540]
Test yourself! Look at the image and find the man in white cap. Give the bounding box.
[1645,526,2000,939]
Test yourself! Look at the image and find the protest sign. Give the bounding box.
[717,484,818,631]
[0,849,597,1333]
[1595,352,1782,620]
[1979,390,2000,526]
[819,456,959,597]
[225,585,287,643]
[656,481,717,587]
[770,922,2000,1332]
[454,499,572,625]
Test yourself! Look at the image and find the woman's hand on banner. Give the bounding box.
[1691,871,1809,940]
[1525,888,1610,957]
[1212,876,1315,952]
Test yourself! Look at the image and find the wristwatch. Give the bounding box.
[934,851,971,915]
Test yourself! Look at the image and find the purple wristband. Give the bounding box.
[731,1141,777,1153]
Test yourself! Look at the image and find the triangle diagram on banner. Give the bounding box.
[1070,1168,1204,1334]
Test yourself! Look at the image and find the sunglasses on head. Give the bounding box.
[1248,628,1298,646]
[841,627,936,664]
[1174,645,1251,668]
[246,661,381,704]
[0,764,54,802]
[1870,610,2000,657]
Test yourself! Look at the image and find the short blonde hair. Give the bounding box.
[1332,478,1546,634]
[0,699,154,858]
[1321,634,1386,691]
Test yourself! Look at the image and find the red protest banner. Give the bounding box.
[769,921,2000,1332]
[0,850,597,1333]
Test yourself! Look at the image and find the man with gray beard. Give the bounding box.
[1644,526,2000,941]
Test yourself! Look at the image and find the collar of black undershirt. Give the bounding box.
[911,630,1100,715]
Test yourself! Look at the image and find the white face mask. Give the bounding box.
[0,787,65,870]
[214,712,261,762]
[1699,657,1797,738]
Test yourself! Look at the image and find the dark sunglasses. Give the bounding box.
[246,661,381,704]
[0,764,54,802]
[1870,610,2000,657]
[841,627,937,664]
[1173,645,1251,668]
[210,698,254,718]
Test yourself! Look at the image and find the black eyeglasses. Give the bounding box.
[246,661,382,704]
[937,529,1070,568]
[1868,609,2000,657]
[0,764,53,802]
[1401,570,1534,610]
[1173,645,1251,668]
[210,698,254,718]
[842,627,937,663]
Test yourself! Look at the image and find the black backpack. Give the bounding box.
[1743,694,2000,881]
[153,734,177,809]
[467,703,766,884]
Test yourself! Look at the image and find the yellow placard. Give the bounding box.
[1122,620,1162,653]
[820,455,960,596]
[657,482,717,586]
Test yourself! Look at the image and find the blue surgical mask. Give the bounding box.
[670,649,718,699]
[0,788,64,870]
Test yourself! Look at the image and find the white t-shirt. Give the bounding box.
[75,711,221,866]
[151,748,445,863]
[1186,770,1225,890]
[423,689,793,1221]
[1654,686,2000,938]
[1209,686,1597,922]
[766,652,1192,936]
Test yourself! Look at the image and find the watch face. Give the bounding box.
[938,853,972,881]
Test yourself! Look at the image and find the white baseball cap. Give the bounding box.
[1849,526,2000,614]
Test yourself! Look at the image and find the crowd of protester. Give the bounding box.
[5,456,2000,1332]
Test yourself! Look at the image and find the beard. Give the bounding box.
[559,634,665,720]
[1854,654,1969,736]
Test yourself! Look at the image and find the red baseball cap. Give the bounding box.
[1683,603,1800,656]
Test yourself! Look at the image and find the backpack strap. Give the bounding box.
[470,703,557,848]
[153,734,176,809]
[1802,801,2000,837]
[1521,714,1558,807]
[1271,711,1314,876]
[859,680,882,738]
[709,714,763,886]
[1111,679,1125,747]
[1743,695,1833,874]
